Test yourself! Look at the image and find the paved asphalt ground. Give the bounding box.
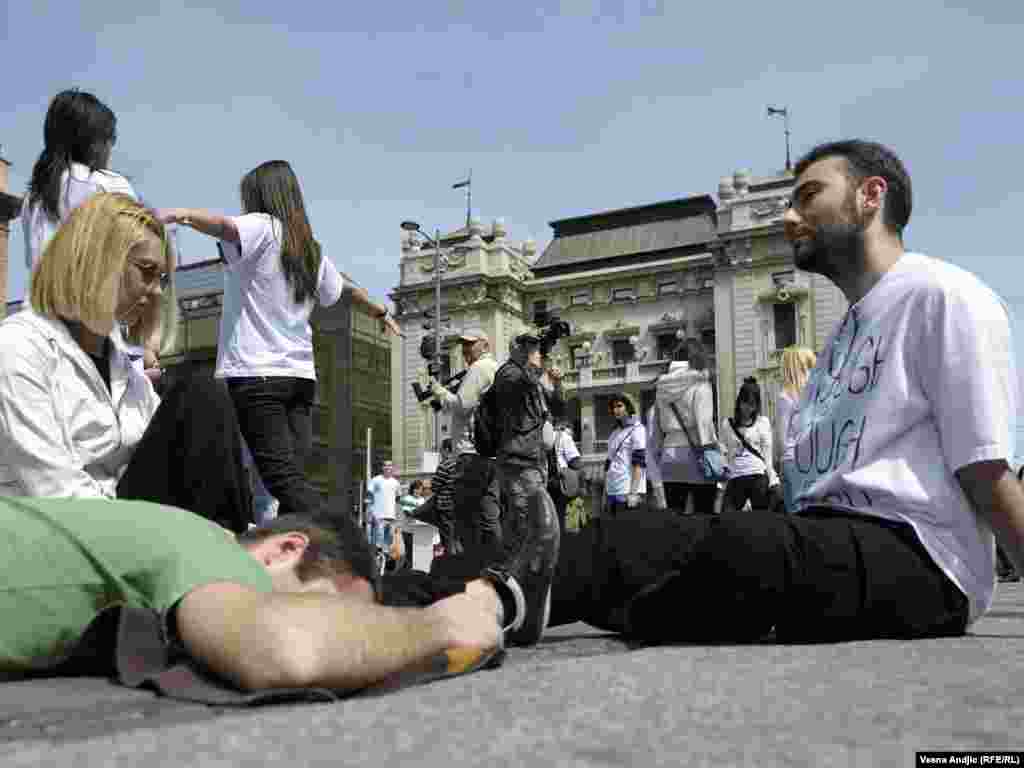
[2,582,1023,767]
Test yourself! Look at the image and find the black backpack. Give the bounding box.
[472,362,507,458]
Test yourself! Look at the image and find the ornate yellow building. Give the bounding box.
[389,169,847,477]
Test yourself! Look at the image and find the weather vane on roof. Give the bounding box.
[766,106,792,172]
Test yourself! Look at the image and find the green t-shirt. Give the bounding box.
[0,497,272,675]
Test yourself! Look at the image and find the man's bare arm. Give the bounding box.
[176,582,499,693]
[957,460,1024,573]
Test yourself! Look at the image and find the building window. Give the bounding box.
[570,289,591,306]
[571,344,590,370]
[593,394,618,443]
[612,287,636,303]
[532,300,548,325]
[773,303,796,350]
[657,280,679,297]
[612,339,633,365]
[701,329,716,354]
[656,334,677,361]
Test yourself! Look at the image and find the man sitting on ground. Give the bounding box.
[460,139,1024,645]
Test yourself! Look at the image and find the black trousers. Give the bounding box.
[550,507,969,643]
[450,454,502,554]
[550,485,569,534]
[664,481,718,516]
[226,376,323,519]
[722,473,772,514]
[117,375,253,533]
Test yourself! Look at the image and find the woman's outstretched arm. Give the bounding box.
[157,208,240,243]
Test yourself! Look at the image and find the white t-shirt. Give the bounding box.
[21,163,136,271]
[775,390,798,464]
[605,419,647,496]
[368,475,401,521]
[721,415,776,484]
[554,429,581,472]
[786,253,1016,624]
[216,214,344,379]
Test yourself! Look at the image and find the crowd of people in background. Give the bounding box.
[2,88,1024,703]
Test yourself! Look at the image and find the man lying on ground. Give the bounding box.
[0,491,559,693]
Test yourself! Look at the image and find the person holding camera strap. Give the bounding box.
[429,329,500,555]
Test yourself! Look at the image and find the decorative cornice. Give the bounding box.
[603,324,641,340]
[756,286,809,304]
[566,331,597,345]
[647,319,685,335]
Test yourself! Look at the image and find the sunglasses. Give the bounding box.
[129,258,171,289]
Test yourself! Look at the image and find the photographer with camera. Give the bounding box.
[488,329,567,552]
[427,329,501,555]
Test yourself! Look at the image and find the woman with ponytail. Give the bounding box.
[22,89,173,373]
[159,160,400,518]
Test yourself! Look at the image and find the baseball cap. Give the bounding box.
[458,327,488,343]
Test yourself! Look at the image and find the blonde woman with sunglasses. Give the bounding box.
[0,193,256,531]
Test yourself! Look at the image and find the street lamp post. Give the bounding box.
[767,105,792,172]
[401,221,447,452]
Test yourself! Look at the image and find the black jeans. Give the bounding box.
[117,374,253,533]
[664,481,718,516]
[450,454,502,555]
[722,473,772,514]
[550,507,969,643]
[226,376,323,518]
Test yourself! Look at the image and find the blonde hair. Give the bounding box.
[30,192,178,352]
[780,346,817,397]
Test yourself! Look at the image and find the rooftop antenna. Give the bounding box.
[766,106,792,172]
[452,170,472,228]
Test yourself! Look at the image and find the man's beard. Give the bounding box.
[793,198,866,277]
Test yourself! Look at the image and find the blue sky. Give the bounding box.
[3,3,1022,325]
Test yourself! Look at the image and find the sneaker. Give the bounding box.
[482,487,560,646]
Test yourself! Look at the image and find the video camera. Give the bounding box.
[412,369,468,412]
[530,307,572,357]
[411,335,468,411]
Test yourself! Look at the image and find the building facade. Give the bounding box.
[389,169,847,479]
[389,218,537,475]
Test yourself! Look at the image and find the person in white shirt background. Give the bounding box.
[21,89,174,376]
[720,377,779,514]
[548,421,582,534]
[775,346,816,512]
[603,394,646,518]
[367,460,402,553]
[158,160,401,519]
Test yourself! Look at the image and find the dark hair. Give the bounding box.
[240,160,322,304]
[408,479,423,495]
[238,512,376,588]
[608,392,635,416]
[673,337,709,372]
[28,90,118,221]
[734,377,762,425]
[794,139,912,237]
